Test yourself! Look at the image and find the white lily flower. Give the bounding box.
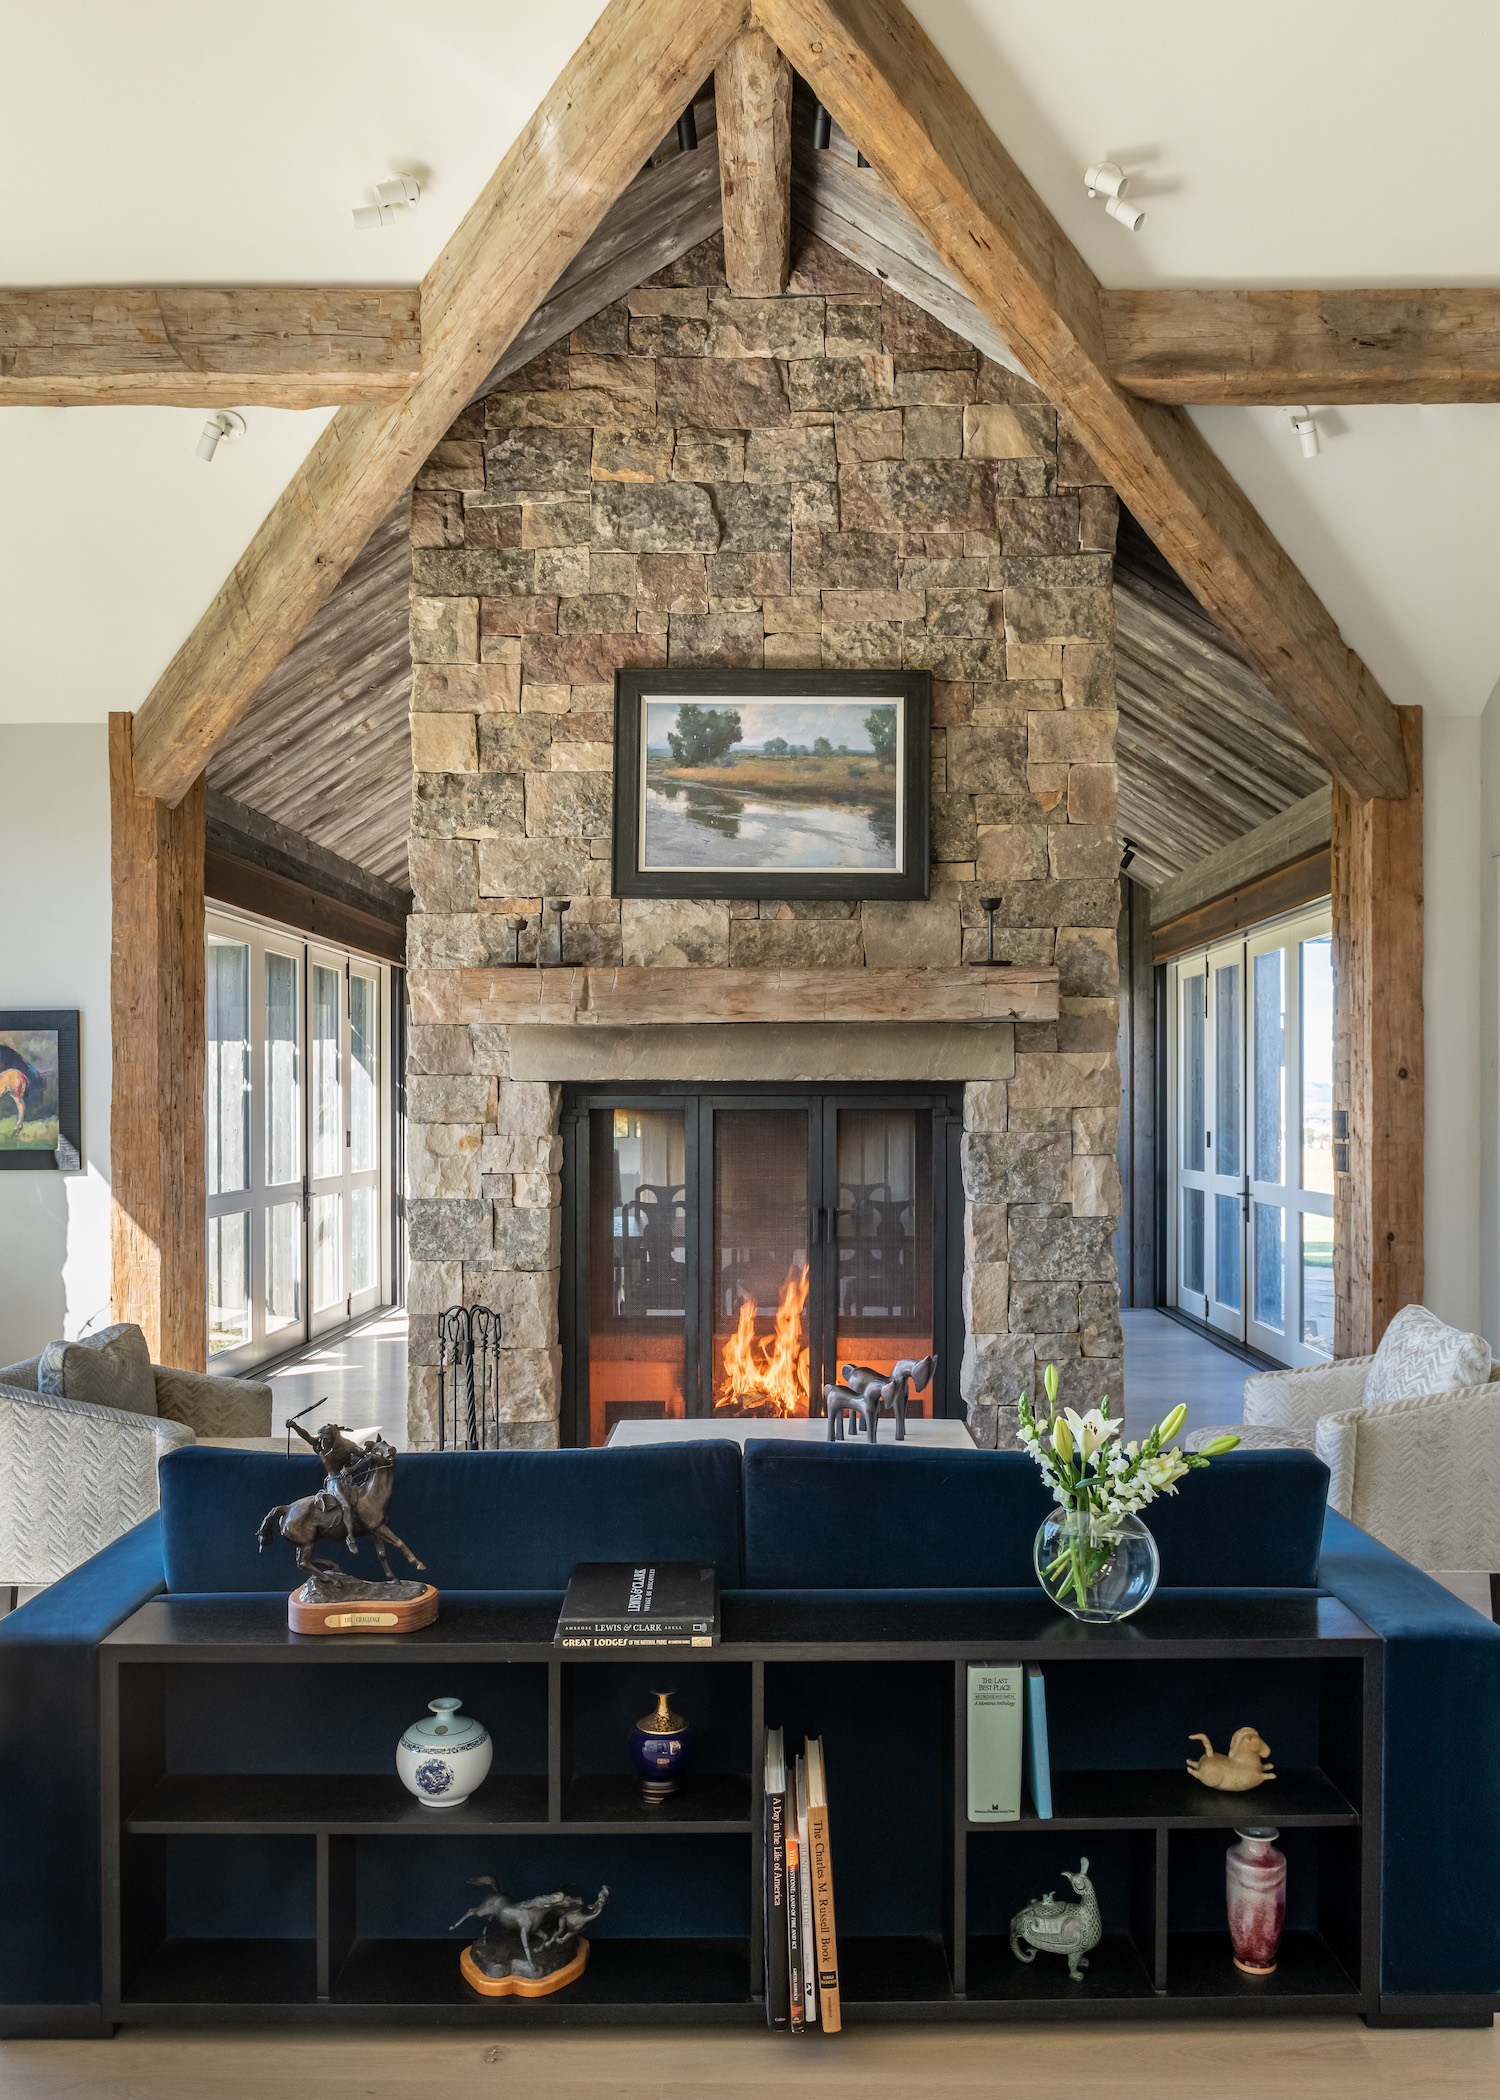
[1063,1407,1121,1464]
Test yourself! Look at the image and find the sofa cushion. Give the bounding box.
[1363,1302,1491,1407]
[158,1442,745,1592]
[38,1323,156,1417]
[741,1443,1331,1589]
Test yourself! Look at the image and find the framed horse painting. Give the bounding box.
[0,1011,81,1171]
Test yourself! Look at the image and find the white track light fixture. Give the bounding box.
[1286,407,1321,460]
[352,174,420,230]
[195,410,246,463]
[1084,160,1145,231]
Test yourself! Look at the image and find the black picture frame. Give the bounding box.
[0,1010,82,1172]
[611,668,931,900]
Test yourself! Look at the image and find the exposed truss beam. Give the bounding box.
[129,0,749,805]
[1103,286,1500,405]
[0,287,420,407]
[715,26,792,294]
[755,0,1409,800]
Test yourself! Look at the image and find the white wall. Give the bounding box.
[1424,711,1484,1336]
[0,725,113,1361]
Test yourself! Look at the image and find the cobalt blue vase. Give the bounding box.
[628,1690,693,1805]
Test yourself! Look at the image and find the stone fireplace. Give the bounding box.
[403,232,1123,1450]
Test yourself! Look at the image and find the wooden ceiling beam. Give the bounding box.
[0,287,421,407]
[715,26,792,294]
[1103,286,1500,405]
[129,0,749,805]
[755,0,1409,800]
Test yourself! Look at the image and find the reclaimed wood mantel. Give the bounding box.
[410,965,1059,1028]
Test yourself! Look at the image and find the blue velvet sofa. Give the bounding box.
[1,1442,1495,2033]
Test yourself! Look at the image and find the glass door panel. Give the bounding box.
[308,955,347,1334]
[830,1106,934,1416]
[207,1212,251,1356]
[1204,950,1246,1334]
[347,965,383,1317]
[710,1108,811,1418]
[206,937,250,1201]
[587,1107,688,1445]
[1176,967,1209,1318]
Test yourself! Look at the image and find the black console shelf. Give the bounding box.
[101,1592,1383,2027]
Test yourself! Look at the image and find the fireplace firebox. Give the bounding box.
[560,1084,964,1447]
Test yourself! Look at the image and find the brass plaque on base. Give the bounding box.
[460,1939,590,1998]
[288,1582,439,1635]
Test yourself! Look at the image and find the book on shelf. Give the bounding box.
[784,1829,805,2034]
[967,1664,1023,1821]
[552,1562,719,1648]
[763,1728,790,2031]
[1024,1663,1053,1819]
[794,1753,818,2026]
[805,1736,842,2033]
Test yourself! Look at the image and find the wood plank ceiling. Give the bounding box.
[209,83,1329,899]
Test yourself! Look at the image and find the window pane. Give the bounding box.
[1301,1211,1334,1357]
[712,1109,809,1419]
[1182,1187,1204,1295]
[351,1185,378,1296]
[1252,1200,1285,1332]
[1253,948,1285,1185]
[587,1109,688,1446]
[1184,976,1205,1171]
[265,950,301,1188]
[834,1107,934,1419]
[208,1211,250,1355]
[311,965,342,1180]
[1301,934,1334,1194]
[350,973,379,1174]
[1214,963,1241,1176]
[266,1201,302,1336]
[206,938,250,1197]
[1214,1191,1242,1312]
[312,1192,342,1311]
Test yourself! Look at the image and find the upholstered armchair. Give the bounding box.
[0,1323,272,1594]
[1189,1304,1500,1608]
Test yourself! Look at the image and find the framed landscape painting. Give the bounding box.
[612,669,931,900]
[0,1011,81,1171]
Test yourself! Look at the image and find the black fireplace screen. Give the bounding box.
[561,1085,962,1446]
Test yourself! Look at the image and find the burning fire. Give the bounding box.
[715,1266,811,1417]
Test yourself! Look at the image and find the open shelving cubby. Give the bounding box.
[100,1590,1381,2025]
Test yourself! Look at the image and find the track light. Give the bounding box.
[1084,160,1145,232]
[1286,407,1321,460]
[352,174,420,230]
[195,410,245,463]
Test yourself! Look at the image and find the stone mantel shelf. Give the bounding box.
[410,965,1060,1028]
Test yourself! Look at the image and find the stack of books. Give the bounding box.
[553,1563,719,1649]
[762,1728,840,2034]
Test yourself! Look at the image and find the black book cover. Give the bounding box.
[764,1731,789,2029]
[554,1562,719,1646]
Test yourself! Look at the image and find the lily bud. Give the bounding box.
[1158,1402,1187,1443]
[1044,1362,1060,1408]
[1197,1432,1241,1456]
[1052,1416,1074,1463]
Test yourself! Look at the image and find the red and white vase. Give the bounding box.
[1226,1826,1286,1974]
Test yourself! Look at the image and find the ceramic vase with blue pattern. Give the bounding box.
[629,1690,693,1805]
[396,1697,492,1808]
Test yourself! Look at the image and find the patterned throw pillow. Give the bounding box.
[38,1323,158,1417]
[1363,1303,1491,1408]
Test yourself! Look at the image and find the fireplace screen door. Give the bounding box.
[563,1086,960,1446]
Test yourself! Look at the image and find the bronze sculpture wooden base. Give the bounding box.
[289,1583,439,1634]
[460,1939,590,1998]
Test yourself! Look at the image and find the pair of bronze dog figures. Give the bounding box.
[824,1354,936,1442]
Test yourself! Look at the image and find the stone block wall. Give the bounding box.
[405,232,1123,1448]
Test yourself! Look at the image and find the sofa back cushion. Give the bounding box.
[158,1442,745,1592]
[38,1323,156,1416]
[1364,1302,1491,1407]
[741,1443,1330,1589]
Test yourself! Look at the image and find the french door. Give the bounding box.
[1168,906,1335,1364]
[206,912,392,1369]
[561,1085,963,1446]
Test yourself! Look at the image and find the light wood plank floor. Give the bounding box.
[2,2021,1496,2099]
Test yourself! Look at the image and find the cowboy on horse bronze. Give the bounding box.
[257,1418,439,1634]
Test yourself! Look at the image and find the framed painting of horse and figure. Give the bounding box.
[0,1010,81,1171]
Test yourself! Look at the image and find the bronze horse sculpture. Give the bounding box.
[825,1354,937,1443]
[450,1879,610,1972]
[256,1422,426,1582]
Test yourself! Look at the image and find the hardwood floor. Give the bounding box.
[1121,1305,1251,1437]
[2,2021,1495,2099]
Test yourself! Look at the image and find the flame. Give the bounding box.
[715,1266,810,1417]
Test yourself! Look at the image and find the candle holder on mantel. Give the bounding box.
[971,895,1012,966]
[546,897,571,968]
[436,1305,503,1450]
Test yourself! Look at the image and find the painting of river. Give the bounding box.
[640,697,902,874]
